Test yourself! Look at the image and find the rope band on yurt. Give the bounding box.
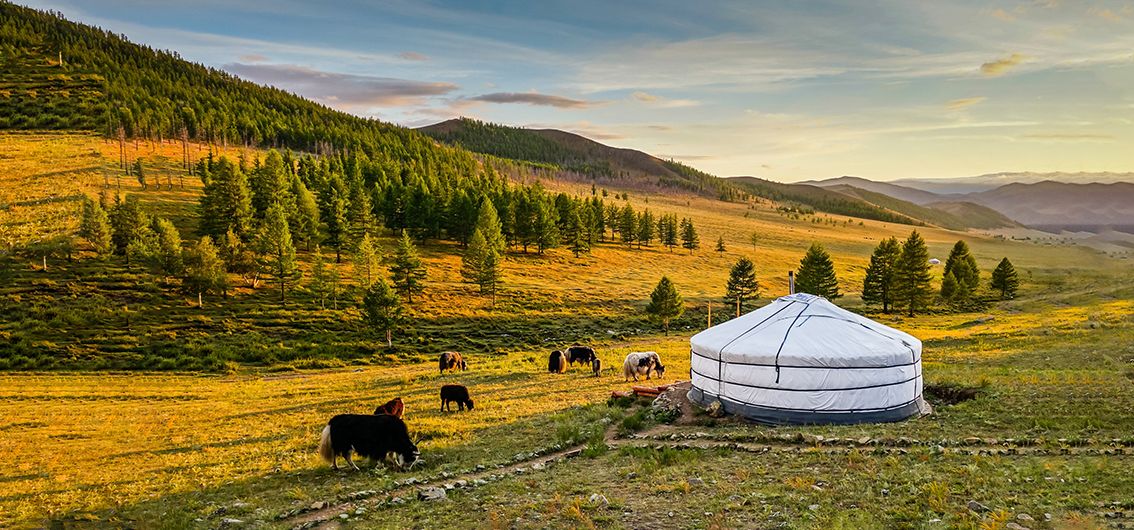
[715,300,801,391]
[772,299,814,384]
[690,348,921,370]
[691,364,921,392]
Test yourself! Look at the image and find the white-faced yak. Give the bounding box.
[317,414,419,470]
[623,351,666,381]
[439,384,475,412]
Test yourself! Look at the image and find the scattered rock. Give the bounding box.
[532,462,546,471]
[964,437,982,445]
[881,489,890,497]
[627,472,638,479]
[475,464,485,471]
[687,477,704,486]
[1017,513,1034,522]
[220,518,244,526]
[588,493,609,506]
[455,480,468,488]
[390,497,406,505]
[338,514,349,520]
[706,399,726,418]
[1043,513,1052,521]
[418,487,447,501]
[309,501,326,510]
[858,437,872,445]
[354,508,365,516]
[1006,523,1031,530]
[809,504,820,511]
[967,500,991,513]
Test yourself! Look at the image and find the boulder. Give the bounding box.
[418,487,447,501]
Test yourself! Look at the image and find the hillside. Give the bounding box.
[893,171,1134,195]
[419,118,742,200]
[802,176,949,205]
[825,185,1019,231]
[727,176,922,226]
[0,2,481,175]
[966,181,1134,232]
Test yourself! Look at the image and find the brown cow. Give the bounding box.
[373,397,404,418]
[438,351,468,374]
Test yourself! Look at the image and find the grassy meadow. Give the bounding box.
[1,133,1132,528]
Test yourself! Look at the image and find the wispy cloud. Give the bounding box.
[631,91,700,108]
[397,51,429,61]
[468,92,599,108]
[223,63,457,109]
[1020,133,1115,142]
[947,96,987,110]
[238,53,269,63]
[980,53,1028,76]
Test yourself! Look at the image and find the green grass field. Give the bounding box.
[2,133,1132,529]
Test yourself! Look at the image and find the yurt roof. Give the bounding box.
[690,293,920,369]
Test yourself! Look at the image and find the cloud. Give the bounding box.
[631,91,700,108]
[1020,133,1115,142]
[467,92,599,108]
[238,53,269,63]
[980,53,1028,76]
[1089,6,1132,21]
[658,153,713,161]
[397,51,429,61]
[223,63,457,109]
[947,96,987,110]
[990,8,1015,21]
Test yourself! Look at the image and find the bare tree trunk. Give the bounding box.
[386,329,392,348]
[198,291,203,308]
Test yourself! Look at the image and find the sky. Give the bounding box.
[19,0,1134,182]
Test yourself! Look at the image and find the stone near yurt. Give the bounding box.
[688,293,930,425]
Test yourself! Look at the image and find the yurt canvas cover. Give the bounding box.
[689,293,930,425]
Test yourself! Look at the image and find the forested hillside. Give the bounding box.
[420,118,744,200]
[728,176,922,226]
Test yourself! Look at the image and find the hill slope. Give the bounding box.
[824,185,1013,230]
[965,181,1134,232]
[802,176,950,205]
[419,118,741,199]
[893,172,1134,195]
[727,176,922,226]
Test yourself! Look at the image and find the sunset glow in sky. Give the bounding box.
[22,0,1134,181]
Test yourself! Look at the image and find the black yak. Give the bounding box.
[548,350,567,373]
[438,351,468,374]
[440,384,475,412]
[317,414,419,471]
[373,397,405,418]
[566,345,597,366]
[591,358,602,377]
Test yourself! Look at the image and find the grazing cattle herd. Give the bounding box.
[318,347,665,470]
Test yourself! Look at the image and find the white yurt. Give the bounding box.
[689,293,930,425]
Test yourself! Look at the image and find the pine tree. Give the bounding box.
[256,203,300,304]
[862,237,901,312]
[110,194,150,258]
[725,257,760,315]
[659,214,679,251]
[78,197,113,256]
[893,231,934,316]
[619,204,637,247]
[533,198,560,254]
[646,276,684,335]
[943,240,980,292]
[795,243,841,299]
[715,235,726,254]
[480,247,502,307]
[474,197,506,255]
[462,230,489,285]
[198,157,253,240]
[637,210,655,248]
[308,246,333,309]
[390,230,426,303]
[320,174,350,262]
[249,150,292,219]
[361,278,404,347]
[133,158,146,190]
[346,178,377,246]
[182,236,228,307]
[152,217,184,277]
[749,232,759,250]
[565,209,589,257]
[680,218,699,254]
[221,229,259,287]
[290,176,321,251]
[352,233,380,290]
[990,257,1019,300]
[940,271,961,301]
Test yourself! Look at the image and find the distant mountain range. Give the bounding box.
[804,175,1134,233]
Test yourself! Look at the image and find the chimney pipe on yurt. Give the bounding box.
[788,271,795,294]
